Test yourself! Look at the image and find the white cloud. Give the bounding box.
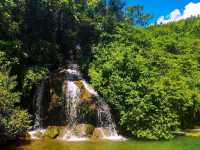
[157,2,200,24]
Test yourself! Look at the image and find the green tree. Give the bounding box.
[0,66,31,143]
[126,5,152,26]
[89,18,200,140]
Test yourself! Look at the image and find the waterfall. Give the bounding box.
[82,80,98,96]
[82,80,117,133]
[64,81,81,126]
[31,64,126,141]
[96,100,117,135]
[82,80,121,139]
[34,79,46,129]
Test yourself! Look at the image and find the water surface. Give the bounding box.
[6,137,200,150]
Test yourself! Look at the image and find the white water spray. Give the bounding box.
[64,81,81,126]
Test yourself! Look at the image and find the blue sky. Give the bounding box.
[125,0,200,23]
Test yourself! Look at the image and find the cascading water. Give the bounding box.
[30,64,126,141]
[28,80,47,139]
[96,100,117,135]
[34,79,46,129]
[64,81,81,126]
[60,65,91,140]
[82,80,116,133]
[83,81,125,140]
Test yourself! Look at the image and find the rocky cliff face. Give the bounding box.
[34,64,98,128]
[32,64,124,141]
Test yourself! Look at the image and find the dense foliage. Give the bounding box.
[0,65,31,143]
[89,18,200,139]
[0,0,149,142]
[1,0,200,142]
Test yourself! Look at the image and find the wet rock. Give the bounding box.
[44,126,60,139]
[184,128,200,137]
[91,128,105,140]
[33,64,119,140]
[18,132,32,140]
[171,131,185,136]
[74,80,93,103]
[185,131,200,137]
[32,131,43,139]
[74,124,95,137]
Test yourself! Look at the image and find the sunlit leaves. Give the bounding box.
[89,17,200,140]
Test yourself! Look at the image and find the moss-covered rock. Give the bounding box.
[44,126,60,139]
[91,128,105,140]
[186,132,200,137]
[74,124,95,137]
[46,74,67,126]
[74,80,92,102]
[185,129,200,137]
[91,128,112,140]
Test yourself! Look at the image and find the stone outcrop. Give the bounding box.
[34,64,99,128]
[74,124,95,137]
[32,64,123,141]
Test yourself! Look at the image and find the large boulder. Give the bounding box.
[44,126,60,139]
[184,129,200,137]
[91,128,112,140]
[35,65,98,128]
[92,128,104,140]
[74,124,95,137]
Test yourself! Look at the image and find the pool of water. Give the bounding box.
[5,137,200,150]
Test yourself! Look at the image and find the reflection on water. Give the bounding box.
[5,137,200,150]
